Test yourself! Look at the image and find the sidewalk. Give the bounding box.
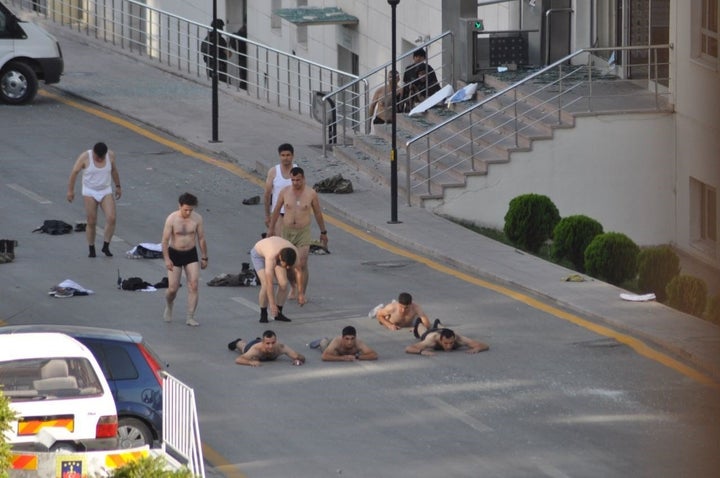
[41,24,720,385]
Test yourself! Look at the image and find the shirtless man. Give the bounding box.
[368,69,401,126]
[268,167,328,299]
[371,292,432,331]
[263,143,296,236]
[228,330,305,367]
[406,324,489,356]
[250,236,304,323]
[161,192,208,327]
[67,142,121,258]
[309,326,378,362]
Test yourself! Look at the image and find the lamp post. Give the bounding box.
[210,0,220,143]
[388,0,400,224]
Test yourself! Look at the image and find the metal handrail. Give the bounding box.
[12,0,358,125]
[320,31,454,157]
[405,44,673,205]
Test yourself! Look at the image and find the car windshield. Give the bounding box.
[0,357,104,401]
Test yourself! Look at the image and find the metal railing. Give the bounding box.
[405,44,673,204]
[11,0,357,123]
[321,31,454,156]
[162,372,205,478]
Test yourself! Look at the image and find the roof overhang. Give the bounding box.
[274,7,359,26]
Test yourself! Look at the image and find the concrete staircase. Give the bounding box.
[333,72,578,206]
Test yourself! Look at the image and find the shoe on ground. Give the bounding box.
[186,318,200,327]
[368,303,383,320]
[227,338,242,351]
[259,316,269,323]
[274,313,291,322]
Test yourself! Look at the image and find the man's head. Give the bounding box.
[93,142,108,159]
[278,143,295,166]
[398,292,413,306]
[290,167,305,189]
[261,330,277,352]
[413,48,427,63]
[211,18,224,30]
[438,328,456,351]
[178,192,198,218]
[278,247,297,268]
[387,70,399,83]
[341,326,357,347]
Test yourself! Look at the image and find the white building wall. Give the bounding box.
[433,113,677,246]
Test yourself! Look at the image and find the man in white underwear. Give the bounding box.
[67,142,121,258]
[263,143,296,236]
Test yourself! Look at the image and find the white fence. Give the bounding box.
[162,372,205,478]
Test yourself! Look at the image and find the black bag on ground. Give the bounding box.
[33,220,73,235]
[121,277,150,291]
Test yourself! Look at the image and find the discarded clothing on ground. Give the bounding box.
[242,195,260,205]
[309,241,330,255]
[48,279,94,298]
[126,242,163,259]
[33,220,73,235]
[0,239,16,263]
[208,263,258,286]
[313,174,353,194]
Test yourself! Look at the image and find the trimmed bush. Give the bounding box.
[108,456,195,478]
[0,390,15,477]
[584,232,640,286]
[705,293,720,325]
[637,245,680,302]
[503,193,560,253]
[666,275,707,317]
[552,215,604,271]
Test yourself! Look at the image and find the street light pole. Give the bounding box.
[210,0,220,143]
[388,0,400,224]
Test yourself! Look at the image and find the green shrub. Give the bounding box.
[705,293,720,325]
[637,245,680,302]
[584,232,640,286]
[503,193,560,253]
[551,215,604,271]
[0,390,16,478]
[108,456,195,478]
[666,275,707,317]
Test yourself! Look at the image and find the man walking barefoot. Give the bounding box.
[161,192,208,326]
[67,142,121,258]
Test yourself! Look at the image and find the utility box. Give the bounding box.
[458,18,529,82]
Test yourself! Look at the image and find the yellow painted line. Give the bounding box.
[203,444,248,478]
[46,88,718,444]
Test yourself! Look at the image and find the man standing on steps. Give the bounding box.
[161,192,208,327]
[67,142,121,258]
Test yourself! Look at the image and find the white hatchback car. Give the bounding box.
[0,332,118,451]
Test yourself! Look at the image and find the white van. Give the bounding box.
[0,333,118,452]
[0,1,63,104]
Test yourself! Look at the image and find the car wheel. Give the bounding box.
[0,61,38,105]
[117,417,153,449]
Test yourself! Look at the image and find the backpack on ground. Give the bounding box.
[33,220,73,235]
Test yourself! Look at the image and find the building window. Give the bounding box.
[696,0,719,68]
[272,0,282,31]
[297,0,308,47]
[690,177,717,254]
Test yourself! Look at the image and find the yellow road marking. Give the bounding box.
[44,88,719,475]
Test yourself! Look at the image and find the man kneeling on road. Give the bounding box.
[370,292,432,331]
[228,330,305,367]
[309,326,378,362]
[406,322,489,356]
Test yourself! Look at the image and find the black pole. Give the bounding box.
[388,0,400,224]
[210,1,220,143]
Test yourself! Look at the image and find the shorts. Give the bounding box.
[168,247,198,267]
[244,337,261,354]
[250,247,265,273]
[282,224,312,248]
[82,186,112,202]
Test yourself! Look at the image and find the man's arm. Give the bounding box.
[280,344,305,363]
[405,334,437,356]
[161,215,174,271]
[195,214,208,270]
[320,338,348,362]
[456,334,489,354]
[108,150,122,199]
[355,340,378,361]
[66,152,87,202]
[235,348,262,367]
[268,191,286,236]
[310,191,328,247]
[375,303,400,330]
[263,167,276,227]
